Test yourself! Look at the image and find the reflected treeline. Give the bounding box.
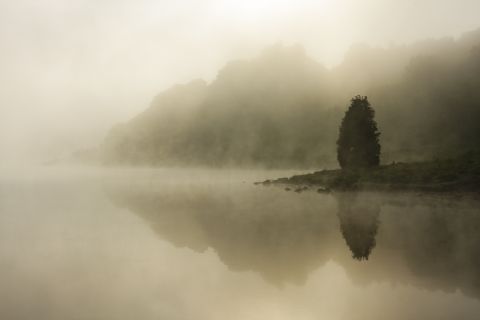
[379,195,480,298]
[108,184,480,298]
[108,184,339,286]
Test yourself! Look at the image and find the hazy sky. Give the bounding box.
[1,0,480,163]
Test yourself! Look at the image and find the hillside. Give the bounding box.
[101,29,480,168]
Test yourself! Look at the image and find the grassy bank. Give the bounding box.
[258,152,480,192]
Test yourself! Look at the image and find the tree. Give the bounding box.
[337,95,381,169]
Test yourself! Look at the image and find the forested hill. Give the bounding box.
[101,29,480,168]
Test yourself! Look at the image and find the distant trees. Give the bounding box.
[337,96,381,169]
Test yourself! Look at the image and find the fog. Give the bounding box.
[99,33,480,167]
[1,168,480,319]
[2,0,480,165]
[1,2,480,319]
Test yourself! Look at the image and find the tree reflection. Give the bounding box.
[335,193,380,260]
[108,183,480,298]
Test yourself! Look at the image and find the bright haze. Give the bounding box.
[1,0,479,165]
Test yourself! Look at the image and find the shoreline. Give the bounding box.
[255,155,480,193]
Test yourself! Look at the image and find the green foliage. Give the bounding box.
[102,46,340,168]
[272,150,480,191]
[330,171,361,190]
[102,31,480,168]
[337,96,381,169]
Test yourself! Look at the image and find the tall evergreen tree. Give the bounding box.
[337,96,381,169]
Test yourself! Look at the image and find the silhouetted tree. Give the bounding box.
[337,96,381,169]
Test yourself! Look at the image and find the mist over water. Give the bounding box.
[2,1,480,319]
[1,168,480,319]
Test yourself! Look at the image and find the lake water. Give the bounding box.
[1,167,480,320]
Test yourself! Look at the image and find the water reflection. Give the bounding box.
[109,185,339,286]
[2,171,480,319]
[109,184,480,299]
[335,193,380,260]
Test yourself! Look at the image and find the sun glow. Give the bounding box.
[214,0,337,22]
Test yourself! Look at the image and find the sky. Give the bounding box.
[1,0,480,164]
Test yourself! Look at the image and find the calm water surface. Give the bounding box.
[1,167,480,320]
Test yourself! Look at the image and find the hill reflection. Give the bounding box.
[109,184,480,298]
[109,185,339,285]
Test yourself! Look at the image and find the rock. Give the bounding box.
[317,187,331,193]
